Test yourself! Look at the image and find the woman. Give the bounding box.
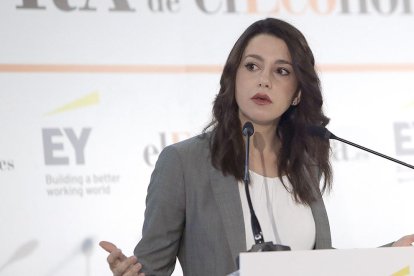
[100,18,414,276]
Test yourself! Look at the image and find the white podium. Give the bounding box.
[239,247,414,276]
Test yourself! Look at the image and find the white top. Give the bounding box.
[238,171,316,251]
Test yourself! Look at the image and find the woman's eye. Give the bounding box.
[277,67,290,76]
[245,63,258,71]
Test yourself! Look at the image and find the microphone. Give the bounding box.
[242,122,254,185]
[242,122,264,244]
[242,121,254,136]
[308,125,414,169]
[241,121,291,252]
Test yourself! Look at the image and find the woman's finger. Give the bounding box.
[99,240,118,253]
[112,255,138,276]
[123,262,143,276]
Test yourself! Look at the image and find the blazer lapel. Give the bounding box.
[209,165,246,264]
[310,197,332,249]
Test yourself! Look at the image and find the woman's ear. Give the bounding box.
[292,90,301,106]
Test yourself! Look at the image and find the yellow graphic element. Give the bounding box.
[45,92,99,116]
[392,266,410,276]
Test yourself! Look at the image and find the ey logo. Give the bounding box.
[42,92,99,165]
[42,128,91,165]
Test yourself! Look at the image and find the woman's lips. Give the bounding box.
[251,93,272,105]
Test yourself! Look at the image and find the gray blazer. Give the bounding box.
[134,133,332,276]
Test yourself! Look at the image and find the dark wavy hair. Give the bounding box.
[204,18,332,204]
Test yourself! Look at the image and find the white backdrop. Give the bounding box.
[1,1,414,276]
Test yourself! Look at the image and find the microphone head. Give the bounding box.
[307,125,333,140]
[82,237,94,256]
[242,122,254,137]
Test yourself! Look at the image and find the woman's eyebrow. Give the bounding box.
[244,54,292,65]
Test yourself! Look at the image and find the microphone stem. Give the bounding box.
[244,132,264,244]
[244,135,250,184]
[334,136,414,170]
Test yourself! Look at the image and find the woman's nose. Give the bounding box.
[258,72,271,88]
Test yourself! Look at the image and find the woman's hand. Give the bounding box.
[392,234,414,247]
[99,241,145,276]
